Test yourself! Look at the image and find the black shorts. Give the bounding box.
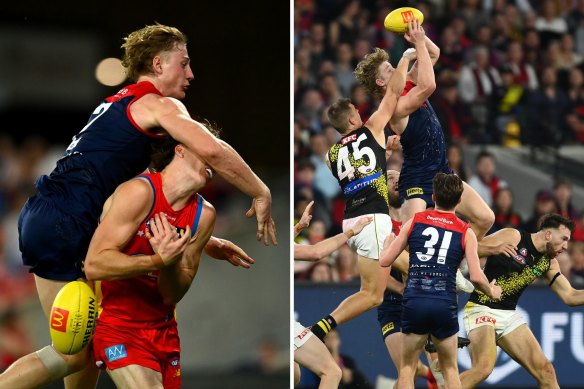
[401,297,459,340]
[377,302,402,339]
[18,195,94,281]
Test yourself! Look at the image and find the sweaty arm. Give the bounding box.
[295,216,372,261]
[466,228,501,299]
[546,258,584,307]
[84,179,162,281]
[406,36,440,82]
[158,201,216,305]
[132,95,276,246]
[477,228,520,258]
[390,25,436,130]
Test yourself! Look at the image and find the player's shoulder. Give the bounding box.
[114,176,155,204]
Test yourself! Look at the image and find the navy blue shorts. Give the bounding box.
[377,301,402,339]
[398,166,453,206]
[18,195,95,281]
[401,298,458,340]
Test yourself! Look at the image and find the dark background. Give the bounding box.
[0,0,290,169]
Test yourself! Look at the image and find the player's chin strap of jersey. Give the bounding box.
[36,345,68,377]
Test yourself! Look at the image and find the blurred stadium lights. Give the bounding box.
[95,57,126,86]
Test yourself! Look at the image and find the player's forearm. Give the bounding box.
[425,36,440,64]
[158,264,196,305]
[387,56,410,96]
[207,139,271,199]
[470,272,494,297]
[84,250,159,281]
[413,40,435,92]
[294,231,352,261]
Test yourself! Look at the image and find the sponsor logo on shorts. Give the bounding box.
[475,316,496,325]
[50,307,69,333]
[406,187,423,197]
[105,344,127,362]
[341,134,357,145]
[296,328,310,341]
[381,322,395,335]
[512,255,526,265]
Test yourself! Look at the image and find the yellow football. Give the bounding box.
[384,7,424,33]
[49,281,97,355]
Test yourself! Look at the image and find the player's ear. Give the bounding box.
[152,55,163,75]
[175,144,185,158]
[375,78,385,87]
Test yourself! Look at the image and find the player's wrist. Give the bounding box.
[150,253,165,269]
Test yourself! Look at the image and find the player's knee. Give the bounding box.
[477,208,495,231]
[294,362,301,385]
[472,359,495,382]
[323,361,342,381]
[61,345,92,373]
[370,292,384,308]
[535,360,556,383]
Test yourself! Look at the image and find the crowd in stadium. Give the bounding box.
[294,0,584,284]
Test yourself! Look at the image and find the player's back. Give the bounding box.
[35,81,165,226]
[405,209,468,301]
[327,126,389,219]
[97,173,203,328]
[398,82,450,179]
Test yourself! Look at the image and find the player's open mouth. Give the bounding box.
[205,168,213,179]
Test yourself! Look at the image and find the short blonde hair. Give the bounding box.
[121,23,187,82]
[354,48,389,99]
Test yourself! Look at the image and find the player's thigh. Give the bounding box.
[294,336,336,375]
[34,275,69,317]
[467,325,498,369]
[497,324,550,376]
[400,332,427,369]
[457,182,493,223]
[385,331,404,368]
[400,197,427,224]
[432,334,458,370]
[357,255,389,294]
[107,364,163,389]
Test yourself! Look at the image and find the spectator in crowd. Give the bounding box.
[447,143,470,182]
[308,261,335,283]
[568,241,584,284]
[328,0,361,48]
[334,245,359,282]
[323,330,374,389]
[553,178,579,222]
[468,150,508,207]
[492,187,523,232]
[522,189,558,233]
[335,43,357,96]
[526,66,571,146]
[503,40,539,92]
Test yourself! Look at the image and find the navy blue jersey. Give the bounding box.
[327,126,389,219]
[35,81,165,224]
[404,209,468,302]
[397,82,452,201]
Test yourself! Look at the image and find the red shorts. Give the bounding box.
[93,320,181,389]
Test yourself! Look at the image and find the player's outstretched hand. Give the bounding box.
[204,237,255,269]
[386,135,401,152]
[401,48,417,62]
[352,216,373,235]
[298,200,314,230]
[489,279,502,300]
[246,192,278,246]
[146,213,190,266]
[404,18,425,45]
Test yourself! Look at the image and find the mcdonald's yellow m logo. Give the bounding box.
[50,307,69,333]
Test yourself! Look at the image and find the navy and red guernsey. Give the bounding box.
[404,209,468,301]
[35,81,165,226]
[396,81,452,202]
[97,173,203,329]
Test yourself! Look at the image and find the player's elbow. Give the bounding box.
[83,258,100,281]
[421,82,436,95]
